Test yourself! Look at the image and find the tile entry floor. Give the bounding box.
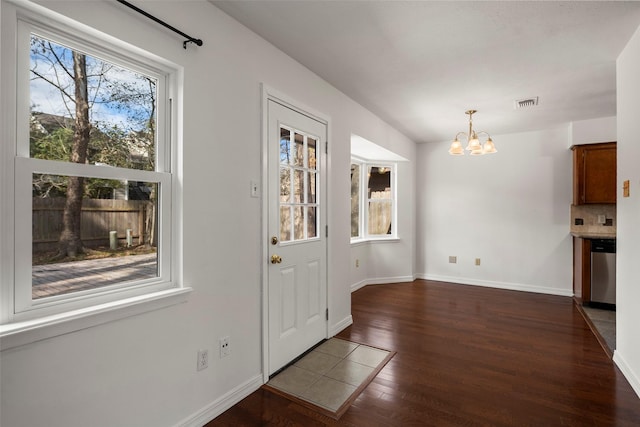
[266,338,392,414]
[582,306,616,352]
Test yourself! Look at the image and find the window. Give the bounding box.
[366,166,393,236]
[350,163,360,238]
[2,8,181,323]
[351,159,396,240]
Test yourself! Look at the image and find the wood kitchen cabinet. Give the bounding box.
[572,142,617,205]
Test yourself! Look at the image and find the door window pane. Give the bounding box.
[293,133,304,166]
[293,206,304,240]
[308,138,317,170]
[280,128,291,164]
[280,168,291,202]
[293,170,304,203]
[307,207,317,238]
[307,172,317,204]
[280,206,291,242]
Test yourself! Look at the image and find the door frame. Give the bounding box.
[261,85,331,383]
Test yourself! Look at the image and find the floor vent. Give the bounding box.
[514,97,539,109]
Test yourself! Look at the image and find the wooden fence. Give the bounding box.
[32,198,153,253]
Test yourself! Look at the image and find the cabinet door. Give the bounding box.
[583,145,616,203]
[573,142,616,204]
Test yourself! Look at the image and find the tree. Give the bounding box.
[57,52,90,257]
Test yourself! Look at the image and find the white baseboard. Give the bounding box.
[331,314,353,336]
[416,274,573,297]
[175,374,263,427]
[350,275,414,293]
[613,351,640,399]
[350,279,368,293]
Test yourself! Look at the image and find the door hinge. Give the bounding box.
[325,141,328,154]
[325,225,328,237]
[326,308,329,321]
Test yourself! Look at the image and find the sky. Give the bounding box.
[30,34,157,133]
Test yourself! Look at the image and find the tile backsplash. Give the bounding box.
[571,204,616,235]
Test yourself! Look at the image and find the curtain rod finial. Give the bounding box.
[183,39,204,49]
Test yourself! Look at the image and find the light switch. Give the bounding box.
[623,180,630,198]
[250,180,259,198]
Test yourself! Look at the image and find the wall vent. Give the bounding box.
[514,97,539,109]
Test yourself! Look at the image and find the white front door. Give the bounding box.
[267,99,328,375]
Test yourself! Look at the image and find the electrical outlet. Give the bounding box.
[220,336,230,358]
[449,256,457,264]
[355,259,359,268]
[597,214,606,225]
[197,349,208,371]
[475,258,481,266]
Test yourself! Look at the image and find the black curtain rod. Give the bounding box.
[116,0,203,49]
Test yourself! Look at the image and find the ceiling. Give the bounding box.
[211,1,640,144]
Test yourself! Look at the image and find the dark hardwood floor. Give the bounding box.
[207,280,640,426]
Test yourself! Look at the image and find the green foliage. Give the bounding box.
[31,126,72,161]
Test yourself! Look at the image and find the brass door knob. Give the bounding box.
[270,255,282,264]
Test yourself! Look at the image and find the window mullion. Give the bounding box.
[21,158,167,182]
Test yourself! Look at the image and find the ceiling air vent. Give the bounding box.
[514,97,539,109]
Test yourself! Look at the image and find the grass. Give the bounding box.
[33,244,157,266]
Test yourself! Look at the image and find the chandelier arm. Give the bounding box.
[455,131,468,140]
[475,131,492,139]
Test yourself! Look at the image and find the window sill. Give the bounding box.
[351,237,400,247]
[0,287,192,351]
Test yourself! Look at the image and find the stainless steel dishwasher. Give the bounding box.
[590,238,616,309]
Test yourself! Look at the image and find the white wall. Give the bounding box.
[569,116,616,146]
[0,1,417,425]
[417,127,573,296]
[614,23,640,398]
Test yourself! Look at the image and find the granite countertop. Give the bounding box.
[571,232,616,239]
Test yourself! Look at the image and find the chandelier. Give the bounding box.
[448,110,497,156]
